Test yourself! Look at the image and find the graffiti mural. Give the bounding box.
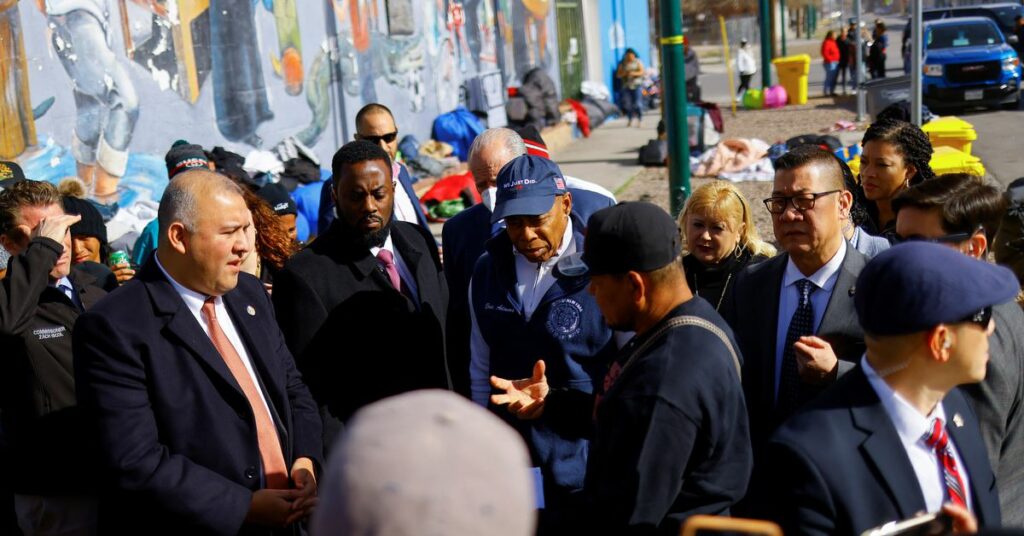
[0,0,559,213]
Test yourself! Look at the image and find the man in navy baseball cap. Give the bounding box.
[490,154,569,225]
[766,241,1018,535]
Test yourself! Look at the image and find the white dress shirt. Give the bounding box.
[370,233,419,301]
[862,356,973,513]
[391,162,420,225]
[468,220,575,405]
[155,254,275,421]
[773,241,848,400]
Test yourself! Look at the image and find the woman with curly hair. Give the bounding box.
[857,118,935,238]
[678,181,776,310]
[239,185,298,289]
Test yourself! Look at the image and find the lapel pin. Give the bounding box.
[953,413,964,428]
[848,286,856,297]
[246,305,256,316]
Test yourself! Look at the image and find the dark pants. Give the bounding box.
[837,61,848,91]
[737,74,753,95]
[619,86,642,121]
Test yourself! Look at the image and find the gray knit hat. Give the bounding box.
[311,390,536,536]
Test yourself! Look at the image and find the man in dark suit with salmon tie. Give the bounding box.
[273,141,450,445]
[73,170,322,535]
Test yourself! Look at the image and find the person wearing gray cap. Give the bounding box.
[490,201,751,534]
[764,242,1016,535]
[311,390,536,536]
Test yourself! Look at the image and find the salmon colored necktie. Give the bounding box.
[202,298,289,489]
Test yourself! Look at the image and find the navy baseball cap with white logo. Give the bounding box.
[491,155,568,224]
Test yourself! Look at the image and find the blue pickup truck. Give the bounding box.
[923,17,1021,110]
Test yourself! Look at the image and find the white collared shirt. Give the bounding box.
[862,357,973,513]
[467,219,575,406]
[391,162,419,225]
[369,234,419,301]
[774,241,848,400]
[155,254,275,422]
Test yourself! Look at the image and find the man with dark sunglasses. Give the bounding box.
[893,173,1024,526]
[766,242,1016,535]
[721,146,867,516]
[318,103,430,234]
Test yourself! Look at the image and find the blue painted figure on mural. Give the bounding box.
[41,0,139,204]
[209,0,274,145]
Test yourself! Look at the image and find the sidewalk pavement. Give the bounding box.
[550,117,658,197]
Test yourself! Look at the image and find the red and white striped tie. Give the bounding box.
[922,418,968,509]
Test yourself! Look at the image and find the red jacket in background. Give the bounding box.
[821,38,841,63]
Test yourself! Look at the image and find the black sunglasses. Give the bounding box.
[959,306,993,329]
[763,190,840,214]
[892,226,984,245]
[357,131,398,144]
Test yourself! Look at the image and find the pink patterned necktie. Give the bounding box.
[376,249,402,290]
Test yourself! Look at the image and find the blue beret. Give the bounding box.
[855,242,1020,336]
[491,155,568,224]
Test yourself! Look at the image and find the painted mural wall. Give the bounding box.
[0,0,559,209]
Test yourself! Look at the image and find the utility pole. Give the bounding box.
[910,0,922,125]
[780,0,788,56]
[855,0,865,121]
[660,0,690,215]
[759,0,772,88]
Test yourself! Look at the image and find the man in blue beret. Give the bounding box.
[893,172,1024,526]
[467,154,619,532]
[765,242,1017,535]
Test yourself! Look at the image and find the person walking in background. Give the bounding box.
[821,31,841,96]
[736,39,757,97]
[836,28,850,94]
[615,48,645,127]
[870,21,888,79]
[846,23,861,94]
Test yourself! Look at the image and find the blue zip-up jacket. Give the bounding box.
[470,219,615,496]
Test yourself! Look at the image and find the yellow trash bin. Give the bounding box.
[921,116,978,156]
[930,146,986,176]
[847,146,984,177]
[772,54,811,105]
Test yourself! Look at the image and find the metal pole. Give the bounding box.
[910,0,922,126]
[780,0,787,56]
[855,0,865,121]
[759,0,772,88]
[719,15,737,116]
[660,0,690,215]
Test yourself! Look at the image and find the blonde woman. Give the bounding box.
[679,181,776,310]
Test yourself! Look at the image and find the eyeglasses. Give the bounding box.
[356,131,398,144]
[892,226,984,245]
[959,306,993,329]
[763,190,841,214]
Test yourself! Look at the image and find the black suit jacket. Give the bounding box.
[766,367,1001,535]
[273,220,451,427]
[721,245,867,445]
[72,261,323,536]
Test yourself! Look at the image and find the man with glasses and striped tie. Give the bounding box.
[764,242,1014,535]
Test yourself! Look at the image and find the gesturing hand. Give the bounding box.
[490,360,549,420]
[794,335,839,385]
